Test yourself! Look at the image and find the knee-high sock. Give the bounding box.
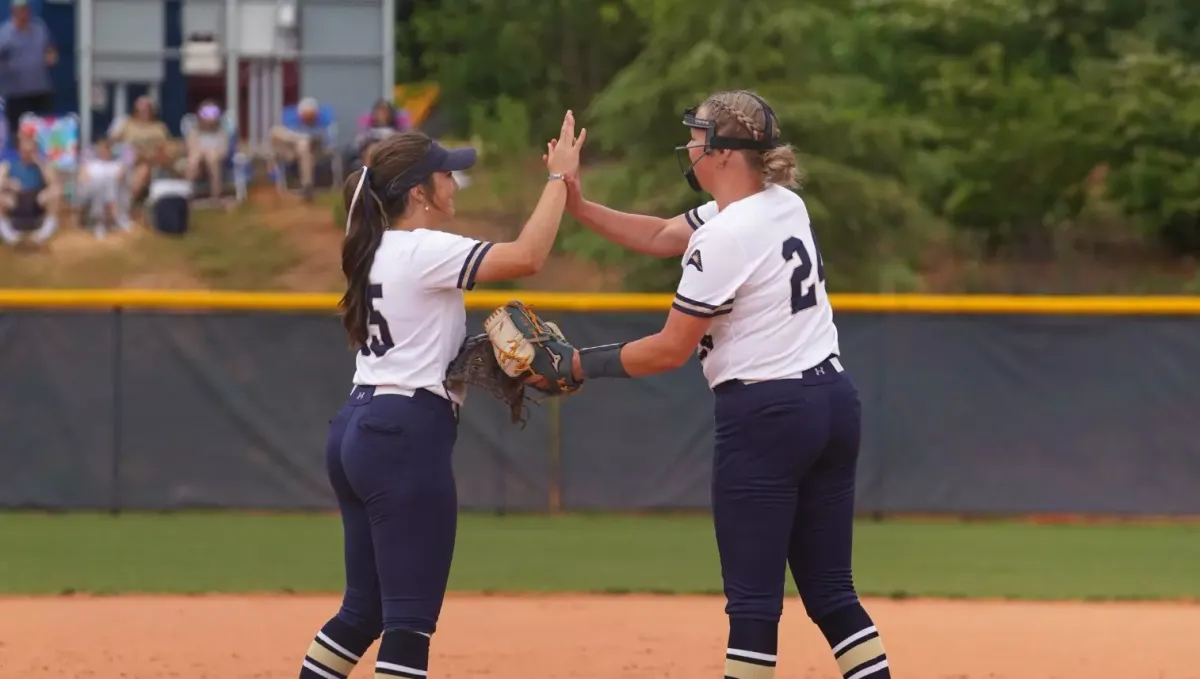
[300,616,378,679]
[374,629,431,678]
[724,618,778,679]
[815,603,890,679]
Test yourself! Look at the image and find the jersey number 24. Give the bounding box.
[360,284,396,357]
[781,233,826,314]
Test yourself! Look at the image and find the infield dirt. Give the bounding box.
[1,594,1196,678]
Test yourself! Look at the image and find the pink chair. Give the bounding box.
[355,109,412,133]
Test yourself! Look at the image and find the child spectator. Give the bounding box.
[76,137,127,237]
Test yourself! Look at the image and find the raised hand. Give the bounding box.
[545,110,586,178]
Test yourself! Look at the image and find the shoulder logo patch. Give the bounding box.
[686,249,704,272]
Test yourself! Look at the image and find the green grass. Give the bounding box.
[161,204,303,289]
[2,513,1198,600]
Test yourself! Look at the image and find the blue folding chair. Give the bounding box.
[270,103,342,194]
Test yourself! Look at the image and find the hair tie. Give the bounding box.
[346,168,369,234]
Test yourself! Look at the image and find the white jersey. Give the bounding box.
[672,184,840,388]
[351,228,493,403]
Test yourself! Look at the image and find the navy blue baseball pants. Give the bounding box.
[711,358,863,623]
[324,385,459,636]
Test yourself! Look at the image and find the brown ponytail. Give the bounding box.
[339,169,388,349]
[336,131,444,350]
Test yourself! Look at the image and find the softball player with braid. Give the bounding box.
[560,91,892,679]
[296,111,584,679]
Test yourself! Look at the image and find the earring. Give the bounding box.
[424,205,429,211]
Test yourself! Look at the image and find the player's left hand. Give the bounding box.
[484,301,582,396]
[544,110,587,177]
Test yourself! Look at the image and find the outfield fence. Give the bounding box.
[2,290,1199,515]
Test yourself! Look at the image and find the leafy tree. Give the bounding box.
[1084,39,1200,253]
[580,0,946,291]
[398,0,647,142]
[396,0,1200,288]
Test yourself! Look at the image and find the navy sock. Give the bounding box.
[374,629,431,678]
[815,603,891,678]
[724,618,778,679]
[300,616,378,679]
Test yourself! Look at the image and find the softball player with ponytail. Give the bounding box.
[297,111,585,679]
[563,91,892,679]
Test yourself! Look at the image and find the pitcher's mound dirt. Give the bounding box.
[0,594,1196,678]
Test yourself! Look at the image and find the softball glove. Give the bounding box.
[483,300,582,397]
[444,332,531,426]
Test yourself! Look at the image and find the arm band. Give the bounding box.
[578,343,630,379]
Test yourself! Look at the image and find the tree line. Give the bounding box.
[397,0,1200,292]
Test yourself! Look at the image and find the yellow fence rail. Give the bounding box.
[3,289,1200,314]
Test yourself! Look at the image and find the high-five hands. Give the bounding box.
[543,114,587,214]
[544,110,586,179]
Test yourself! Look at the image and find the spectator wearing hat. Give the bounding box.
[184,99,231,201]
[0,0,57,143]
[269,96,325,200]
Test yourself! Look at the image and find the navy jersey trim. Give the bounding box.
[672,293,734,318]
[458,241,494,290]
[684,207,705,231]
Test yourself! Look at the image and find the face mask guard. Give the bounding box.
[674,92,781,193]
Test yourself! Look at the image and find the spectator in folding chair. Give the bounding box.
[0,133,60,247]
[75,137,128,237]
[269,96,339,201]
[183,100,235,203]
[109,95,171,203]
[353,98,409,166]
[16,111,79,198]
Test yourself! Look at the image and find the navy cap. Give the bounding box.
[433,142,478,172]
[385,140,477,194]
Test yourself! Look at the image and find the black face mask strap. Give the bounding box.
[677,94,781,192]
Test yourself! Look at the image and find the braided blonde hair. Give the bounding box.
[700,91,800,189]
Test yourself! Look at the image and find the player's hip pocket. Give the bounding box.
[355,391,456,445]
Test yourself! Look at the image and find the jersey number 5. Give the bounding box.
[697,334,715,361]
[781,234,826,314]
[361,283,396,357]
